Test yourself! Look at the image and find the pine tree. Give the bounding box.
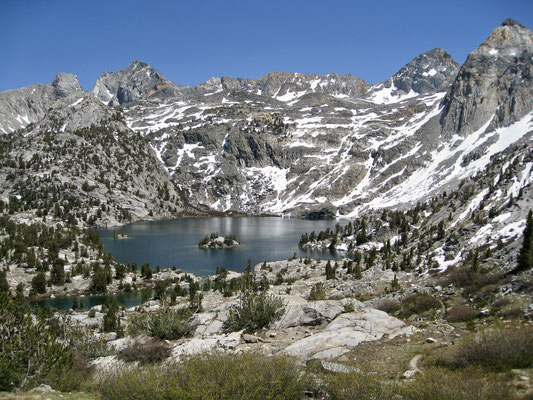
[51,259,65,286]
[0,270,9,293]
[353,263,362,280]
[391,274,400,291]
[31,272,47,294]
[517,210,533,272]
[325,260,335,280]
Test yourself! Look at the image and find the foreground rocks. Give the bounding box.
[90,258,414,371]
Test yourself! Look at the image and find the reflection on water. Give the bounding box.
[98,217,342,276]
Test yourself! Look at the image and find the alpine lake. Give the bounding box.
[31,217,343,309]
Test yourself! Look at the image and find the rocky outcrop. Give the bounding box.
[282,309,412,360]
[440,19,533,136]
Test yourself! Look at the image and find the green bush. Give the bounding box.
[224,290,285,333]
[307,282,326,301]
[400,293,441,317]
[375,299,400,314]
[446,304,480,322]
[118,339,171,364]
[96,352,306,400]
[128,307,196,340]
[436,325,533,371]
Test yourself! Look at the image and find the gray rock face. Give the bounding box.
[441,19,533,136]
[0,73,83,133]
[92,60,181,106]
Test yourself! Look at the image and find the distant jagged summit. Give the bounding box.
[92,60,181,106]
[441,18,533,136]
[198,71,369,102]
[368,48,460,104]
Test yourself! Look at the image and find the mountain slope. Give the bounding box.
[0,19,530,228]
[119,20,531,219]
[0,92,184,227]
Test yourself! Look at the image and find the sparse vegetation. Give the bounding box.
[307,282,326,301]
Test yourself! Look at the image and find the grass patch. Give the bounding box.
[400,367,513,400]
[96,352,306,400]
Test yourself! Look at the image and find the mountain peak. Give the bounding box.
[368,47,459,103]
[481,18,533,52]
[440,19,533,136]
[501,18,525,28]
[52,73,82,97]
[92,61,180,106]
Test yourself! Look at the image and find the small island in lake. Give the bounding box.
[198,232,240,248]
[113,233,131,240]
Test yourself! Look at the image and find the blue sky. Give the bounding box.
[1,0,532,92]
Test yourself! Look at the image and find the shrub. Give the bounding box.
[97,352,306,400]
[436,325,533,371]
[314,369,399,400]
[0,293,73,390]
[0,293,107,391]
[224,290,285,333]
[307,282,326,301]
[400,293,441,317]
[446,304,480,322]
[497,307,523,319]
[491,297,512,309]
[443,267,505,296]
[118,339,171,364]
[128,307,196,340]
[400,367,512,400]
[375,299,401,314]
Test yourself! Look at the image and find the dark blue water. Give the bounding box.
[98,217,341,276]
[29,290,151,310]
